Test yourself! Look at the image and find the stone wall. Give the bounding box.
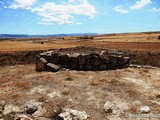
[36,49,129,72]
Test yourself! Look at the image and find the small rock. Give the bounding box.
[86,63,92,70]
[103,101,114,114]
[17,114,33,120]
[79,58,87,65]
[24,103,38,114]
[59,109,88,120]
[28,86,46,95]
[3,104,21,115]
[123,57,130,66]
[109,55,117,66]
[100,50,109,60]
[32,106,46,118]
[47,92,61,98]
[3,113,15,120]
[36,58,47,71]
[0,100,6,118]
[99,64,107,70]
[0,101,6,108]
[139,106,151,114]
[46,63,60,72]
[90,55,101,66]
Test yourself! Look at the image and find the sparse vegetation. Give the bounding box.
[0,32,160,119]
[65,76,73,81]
[128,105,138,113]
[1,32,160,67]
[38,97,46,102]
[90,79,108,85]
[0,64,160,119]
[62,91,69,96]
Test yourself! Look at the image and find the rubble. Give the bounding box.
[36,48,129,72]
[139,106,151,114]
[103,101,114,114]
[59,109,89,120]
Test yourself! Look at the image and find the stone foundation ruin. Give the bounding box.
[36,47,129,72]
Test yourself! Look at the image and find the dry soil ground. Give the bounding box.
[0,32,160,120]
[0,64,160,119]
[0,32,160,52]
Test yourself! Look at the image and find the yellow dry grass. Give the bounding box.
[0,41,77,52]
[94,33,160,42]
[0,32,159,52]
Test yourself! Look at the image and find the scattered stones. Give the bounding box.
[3,104,22,115]
[103,101,125,117]
[103,101,114,114]
[139,106,151,114]
[36,58,47,71]
[0,101,6,108]
[109,55,117,66]
[0,100,47,120]
[47,92,61,98]
[28,86,47,95]
[15,114,33,120]
[100,50,109,60]
[36,49,129,72]
[129,64,157,69]
[59,109,89,120]
[0,100,6,118]
[3,113,15,120]
[46,63,60,72]
[32,106,46,118]
[24,103,38,114]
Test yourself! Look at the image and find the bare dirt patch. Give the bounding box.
[0,64,159,119]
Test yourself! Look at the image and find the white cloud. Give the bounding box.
[150,7,160,12]
[130,0,152,10]
[8,0,36,10]
[69,0,76,2]
[31,1,96,25]
[7,0,96,25]
[113,6,129,13]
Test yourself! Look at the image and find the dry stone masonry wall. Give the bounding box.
[36,47,129,72]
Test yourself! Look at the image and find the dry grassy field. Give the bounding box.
[0,64,160,119]
[0,32,160,53]
[0,32,160,120]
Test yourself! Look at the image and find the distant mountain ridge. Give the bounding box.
[1,31,159,39]
[0,33,97,38]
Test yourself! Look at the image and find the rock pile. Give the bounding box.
[36,48,129,72]
[0,100,89,120]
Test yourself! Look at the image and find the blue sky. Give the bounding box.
[0,0,160,34]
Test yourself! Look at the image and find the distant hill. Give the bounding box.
[0,33,97,39]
